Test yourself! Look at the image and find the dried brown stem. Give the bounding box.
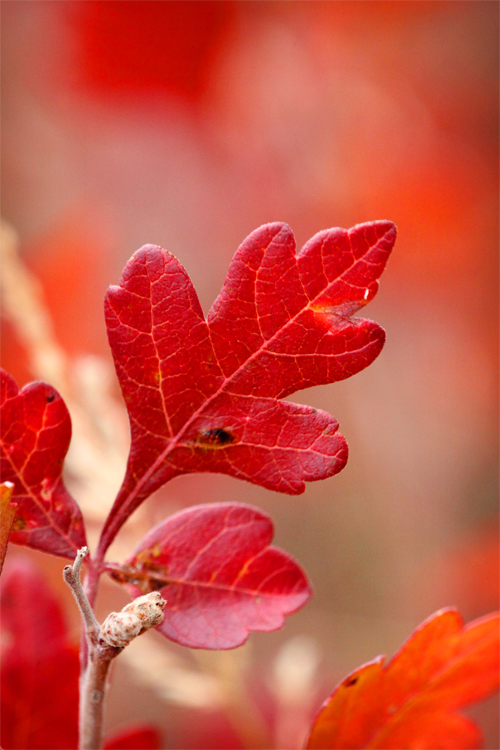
[63,548,100,644]
[78,648,116,750]
[63,548,121,750]
[63,548,166,750]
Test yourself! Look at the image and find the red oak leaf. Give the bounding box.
[100,221,396,550]
[306,609,500,750]
[1,559,79,750]
[105,503,311,649]
[0,369,86,559]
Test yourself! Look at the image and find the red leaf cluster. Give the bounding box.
[306,609,500,750]
[0,220,396,651]
[1,219,498,745]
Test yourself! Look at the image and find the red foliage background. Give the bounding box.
[1,2,498,748]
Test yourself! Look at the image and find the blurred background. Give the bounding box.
[1,1,498,748]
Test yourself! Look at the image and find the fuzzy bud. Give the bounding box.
[100,592,166,648]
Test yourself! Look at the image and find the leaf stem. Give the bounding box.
[78,652,114,750]
[63,547,100,644]
[64,547,121,750]
[80,552,105,669]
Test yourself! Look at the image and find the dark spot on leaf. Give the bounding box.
[46,393,56,403]
[106,560,168,595]
[107,568,128,585]
[345,676,358,687]
[199,428,235,447]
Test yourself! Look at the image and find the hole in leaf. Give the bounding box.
[199,428,235,447]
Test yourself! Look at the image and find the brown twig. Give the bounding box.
[63,548,100,643]
[63,548,121,750]
[63,548,166,750]
[77,649,117,750]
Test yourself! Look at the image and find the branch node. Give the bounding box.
[100,592,166,648]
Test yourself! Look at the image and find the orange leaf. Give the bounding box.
[306,609,500,749]
[0,482,17,575]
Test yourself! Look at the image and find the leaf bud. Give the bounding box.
[100,591,166,648]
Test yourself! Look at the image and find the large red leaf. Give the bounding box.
[306,609,500,749]
[100,221,396,550]
[106,502,311,649]
[0,369,86,558]
[1,559,79,750]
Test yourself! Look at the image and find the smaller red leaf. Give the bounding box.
[306,609,500,750]
[106,503,311,649]
[104,725,161,749]
[0,482,17,575]
[0,369,86,558]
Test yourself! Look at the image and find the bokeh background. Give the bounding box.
[1,1,498,748]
